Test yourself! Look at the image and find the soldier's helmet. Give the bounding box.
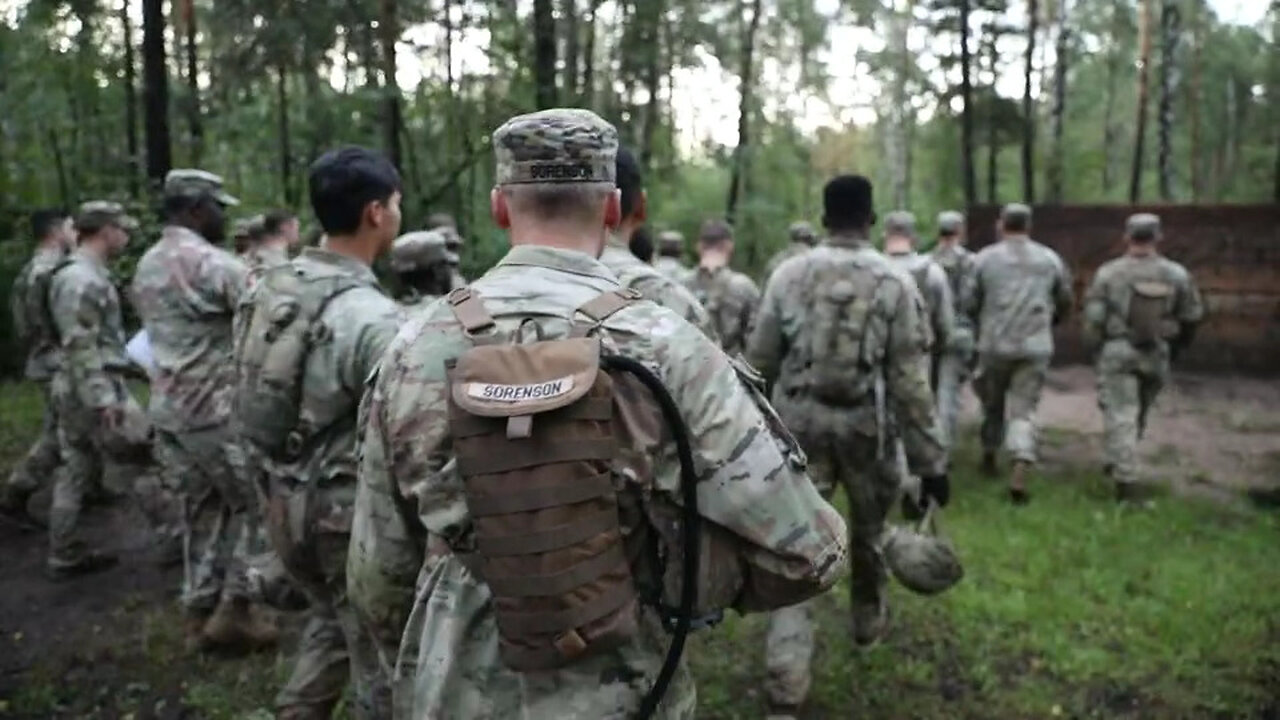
[788,221,817,246]
[390,229,458,273]
[882,501,964,595]
[657,230,685,254]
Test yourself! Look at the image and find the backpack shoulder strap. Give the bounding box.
[572,288,642,337]
[446,286,497,336]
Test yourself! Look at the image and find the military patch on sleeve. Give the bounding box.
[466,375,575,403]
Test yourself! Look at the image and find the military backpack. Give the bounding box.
[804,258,886,406]
[1127,280,1174,349]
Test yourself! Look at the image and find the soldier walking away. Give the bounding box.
[390,229,458,305]
[928,210,978,453]
[132,169,279,653]
[763,220,819,285]
[424,211,468,290]
[598,146,718,340]
[347,108,847,719]
[1083,214,1203,504]
[748,176,949,720]
[685,219,761,357]
[961,204,1073,504]
[652,229,690,281]
[2,209,75,528]
[237,147,404,719]
[43,202,156,578]
[883,211,955,382]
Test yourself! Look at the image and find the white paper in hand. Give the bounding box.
[126,330,156,377]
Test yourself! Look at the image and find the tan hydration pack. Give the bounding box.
[1127,280,1174,349]
[806,260,884,406]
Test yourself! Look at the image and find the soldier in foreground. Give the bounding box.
[748,176,948,720]
[237,147,403,719]
[599,146,718,339]
[389,229,458,305]
[43,202,153,577]
[2,209,75,527]
[347,108,846,719]
[928,210,977,452]
[763,220,818,285]
[1083,214,1203,503]
[685,219,761,356]
[132,169,276,651]
[652,229,690,281]
[882,211,955,375]
[961,203,1073,503]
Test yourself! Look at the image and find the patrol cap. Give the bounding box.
[788,221,817,244]
[1000,203,1033,229]
[699,219,734,243]
[884,211,917,239]
[937,210,965,234]
[492,109,618,186]
[233,215,266,240]
[1126,213,1161,241]
[390,230,459,273]
[657,230,685,252]
[163,168,240,206]
[75,200,139,233]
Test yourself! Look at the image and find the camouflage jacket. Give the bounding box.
[886,250,954,354]
[927,242,977,354]
[683,265,760,357]
[961,236,1074,360]
[1082,252,1204,356]
[763,242,812,286]
[9,245,68,381]
[48,250,131,410]
[349,245,846,719]
[132,225,248,431]
[652,256,689,284]
[748,235,947,478]
[599,235,719,342]
[240,243,290,291]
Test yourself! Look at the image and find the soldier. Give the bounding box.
[763,220,818,285]
[237,147,404,719]
[748,176,949,719]
[232,215,265,256]
[43,202,154,577]
[390,229,458,305]
[928,210,977,452]
[347,108,847,719]
[243,210,300,271]
[961,203,1073,503]
[685,220,761,356]
[425,211,468,289]
[1083,214,1203,503]
[599,146,718,340]
[652,229,690,281]
[629,225,655,263]
[132,169,277,651]
[882,211,955,373]
[2,209,75,527]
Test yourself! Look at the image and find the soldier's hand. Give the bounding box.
[920,473,951,508]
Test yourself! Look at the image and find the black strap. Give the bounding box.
[477,508,619,557]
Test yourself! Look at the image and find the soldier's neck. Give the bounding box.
[508,220,608,257]
[699,253,730,271]
[322,234,377,267]
[884,237,914,256]
[37,238,65,254]
[78,239,111,265]
[827,229,869,247]
[1127,243,1158,258]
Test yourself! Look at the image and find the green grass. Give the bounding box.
[3,381,1278,719]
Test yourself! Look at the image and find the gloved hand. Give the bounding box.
[920,473,951,508]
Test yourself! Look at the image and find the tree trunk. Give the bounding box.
[640,0,664,171]
[562,0,580,100]
[1101,4,1120,194]
[121,0,140,196]
[534,0,557,109]
[1157,0,1179,200]
[142,0,171,187]
[582,0,602,107]
[47,129,70,208]
[885,0,913,210]
[725,0,764,223]
[380,0,402,169]
[986,35,999,203]
[182,0,202,165]
[960,0,976,207]
[1188,1,1202,202]
[1129,0,1153,203]
[1046,0,1069,203]
[277,63,294,206]
[1021,0,1038,203]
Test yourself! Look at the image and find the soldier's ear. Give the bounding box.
[635,189,648,223]
[490,188,511,229]
[603,189,621,230]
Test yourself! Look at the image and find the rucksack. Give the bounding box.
[1127,280,1174,349]
[233,263,365,459]
[443,286,702,719]
[805,259,885,406]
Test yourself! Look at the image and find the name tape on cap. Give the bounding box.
[467,375,575,403]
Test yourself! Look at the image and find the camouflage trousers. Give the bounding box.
[764,431,898,710]
[973,355,1049,464]
[1096,344,1168,485]
[4,380,62,504]
[155,425,265,614]
[934,352,971,453]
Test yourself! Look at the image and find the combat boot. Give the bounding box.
[852,599,890,648]
[46,547,118,580]
[980,451,998,478]
[201,596,279,653]
[1008,461,1030,505]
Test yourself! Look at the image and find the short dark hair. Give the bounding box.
[162,193,203,222]
[31,209,68,240]
[1002,214,1030,233]
[616,146,643,220]
[822,175,874,232]
[262,209,297,236]
[629,225,654,263]
[308,146,402,235]
[699,219,734,246]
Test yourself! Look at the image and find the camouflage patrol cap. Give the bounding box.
[492,109,618,186]
[788,221,817,244]
[233,215,265,240]
[75,200,139,232]
[390,230,459,273]
[163,168,240,206]
[1126,213,1161,240]
[884,210,918,239]
[1000,203,1033,227]
[937,210,965,234]
[657,230,685,252]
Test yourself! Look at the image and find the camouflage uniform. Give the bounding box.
[762,221,818,286]
[928,211,977,451]
[652,231,690,282]
[348,109,847,719]
[960,207,1073,466]
[748,232,946,714]
[599,233,720,342]
[131,171,253,615]
[390,230,459,306]
[241,242,290,288]
[883,213,954,359]
[240,248,403,718]
[1082,214,1203,491]
[684,266,760,357]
